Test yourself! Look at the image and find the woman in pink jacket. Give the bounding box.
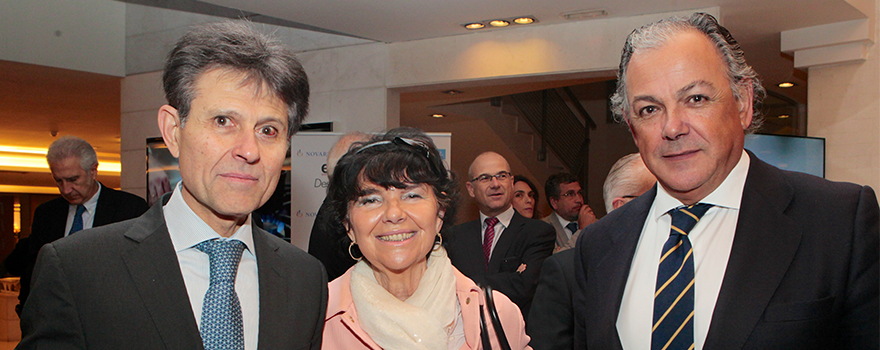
[321,128,531,350]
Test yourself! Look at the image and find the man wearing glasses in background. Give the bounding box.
[447,151,556,319]
[542,172,598,252]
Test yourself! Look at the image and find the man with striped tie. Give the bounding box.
[573,12,878,350]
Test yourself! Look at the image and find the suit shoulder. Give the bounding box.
[102,187,148,207]
[34,197,69,214]
[259,231,326,270]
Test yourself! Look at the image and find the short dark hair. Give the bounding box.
[609,12,765,133]
[163,20,309,138]
[324,127,459,261]
[513,175,540,204]
[545,172,579,200]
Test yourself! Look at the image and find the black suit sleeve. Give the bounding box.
[839,185,879,348]
[18,243,86,350]
[528,249,576,350]
[472,220,555,314]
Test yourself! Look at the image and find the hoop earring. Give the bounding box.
[433,233,443,251]
[348,241,362,261]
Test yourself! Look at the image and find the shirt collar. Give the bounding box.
[479,205,515,229]
[163,183,255,254]
[553,211,574,228]
[653,149,750,217]
[74,182,102,215]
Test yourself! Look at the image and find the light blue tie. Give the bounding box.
[68,204,86,235]
[197,239,246,350]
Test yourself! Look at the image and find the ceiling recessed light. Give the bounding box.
[489,20,510,27]
[432,114,445,118]
[513,17,535,25]
[778,82,795,88]
[778,114,790,119]
[464,22,485,30]
[443,90,463,95]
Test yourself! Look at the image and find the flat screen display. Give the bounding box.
[744,134,825,178]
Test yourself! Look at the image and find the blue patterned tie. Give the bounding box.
[197,239,246,350]
[652,203,713,350]
[68,204,86,235]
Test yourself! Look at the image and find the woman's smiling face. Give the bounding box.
[347,180,444,274]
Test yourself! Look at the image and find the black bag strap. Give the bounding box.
[479,285,512,350]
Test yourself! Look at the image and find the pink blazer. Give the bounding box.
[323,266,531,350]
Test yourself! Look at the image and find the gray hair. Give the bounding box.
[602,153,653,213]
[46,136,98,172]
[163,20,309,138]
[609,12,765,133]
[326,132,371,179]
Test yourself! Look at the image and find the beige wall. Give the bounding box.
[807,0,880,191]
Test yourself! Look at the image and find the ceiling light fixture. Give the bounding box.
[432,114,445,118]
[462,16,537,30]
[778,114,791,119]
[443,90,463,95]
[560,9,608,20]
[778,82,795,88]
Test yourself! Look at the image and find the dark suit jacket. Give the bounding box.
[528,249,576,350]
[307,198,354,281]
[19,185,148,307]
[574,153,879,349]
[17,196,328,350]
[447,209,555,319]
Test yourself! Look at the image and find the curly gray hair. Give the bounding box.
[609,12,765,133]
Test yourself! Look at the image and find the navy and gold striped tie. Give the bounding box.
[652,203,713,350]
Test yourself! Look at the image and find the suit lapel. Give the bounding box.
[120,203,204,349]
[704,155,800,348]
[589,187,654,350]
[488,211,526,271]
[93,185,114,226]
[253,228,287,349]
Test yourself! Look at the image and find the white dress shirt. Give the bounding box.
[64,182,102,236]
[553,213,577,240]
[618,150,750,350]
[479,206,516,258]
[163,184,260,350]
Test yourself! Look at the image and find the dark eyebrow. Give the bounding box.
[676,80,715,100]
[631,95,662,106]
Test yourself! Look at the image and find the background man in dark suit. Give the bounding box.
[574,13,878,350]
[541,172,597,252]
[529,153,655,350]
[16,135,148,315]
[19,21,328,349]
[447,151,555,318]
[308,131,370,281]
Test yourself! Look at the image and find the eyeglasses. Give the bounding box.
[470,171,512,183]
[560,190,584,198]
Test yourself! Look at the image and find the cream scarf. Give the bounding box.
[350,247,459,350]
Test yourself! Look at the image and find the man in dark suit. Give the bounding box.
[16,136,148,315]
[574,12,878,350]
[529,153,655,350]
[447,151,555,318]
[19,21,328,349]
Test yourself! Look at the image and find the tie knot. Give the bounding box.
[197,239,246,282]
[565,222,579,233]
[485,217,499,227]
[668,203,714,236]
[75,204,86,216]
